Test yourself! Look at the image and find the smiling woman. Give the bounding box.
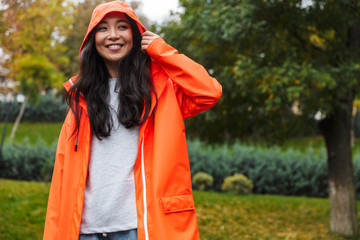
[43,1,222,240]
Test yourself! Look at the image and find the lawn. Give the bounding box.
[0,179,358,240]
[194,191,358,240]
[0,122,62,145]
[2,122,360,156]
[1,122,360,156]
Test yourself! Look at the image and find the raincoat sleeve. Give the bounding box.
[146,37,222,119]
[43,122,67,239]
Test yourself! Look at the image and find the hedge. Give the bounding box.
[0,93,68,123]
[1,139,360,199]
[188,140,360,198]
[0,140,56,181]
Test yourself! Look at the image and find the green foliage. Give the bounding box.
[192,171,214,190]
[13,54,64,103]
[160,0,360,143]
[355,109,360,138]
[0,140,56,181]
[0,126,359,199]
[1,0,74,101]
[41,158,54,182]
[221,173,253,194]
[188,140,345,198]
[62,0,103,76]
[0,93,68,123]
[1,0,74,65]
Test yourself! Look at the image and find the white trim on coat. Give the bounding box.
[141,135,149,240]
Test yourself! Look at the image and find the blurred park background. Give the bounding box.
[1,0,360,239]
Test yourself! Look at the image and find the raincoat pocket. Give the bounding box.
[161,195,195,214]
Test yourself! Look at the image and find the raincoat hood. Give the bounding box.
[80,1,146,54]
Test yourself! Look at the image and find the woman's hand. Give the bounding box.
[141,31,161,53]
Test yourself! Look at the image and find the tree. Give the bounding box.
[10,54,63,139]
[160,0,360,237]
[0,0,74,139]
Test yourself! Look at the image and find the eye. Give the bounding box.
[97,26,107,31]
[118,25,129,30]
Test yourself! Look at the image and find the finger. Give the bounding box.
[141,44,148,53]
[142,31,159,39]
[142,31,153,37]
[141,40,150,49]
[141,37,151,42]
[141,39,152,46]
[142,36,155,42]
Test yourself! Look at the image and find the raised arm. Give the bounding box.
[142,31,222,119]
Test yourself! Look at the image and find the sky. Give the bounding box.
[140,0,181,24]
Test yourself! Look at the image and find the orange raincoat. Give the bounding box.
[43,1,222,240]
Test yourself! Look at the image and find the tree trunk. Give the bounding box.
[319,96,358,237]
[10,95,28,141]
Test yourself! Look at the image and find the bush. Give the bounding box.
[222,173,253,194]
[0,139,56,181]
[187,139,347,198]
[192,172,214,190]
[0,93,67,123]
[2,137,360,200]
[41,158,55,182]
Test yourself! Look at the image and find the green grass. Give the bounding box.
[194,191,359,240]
[0,179,49,239]
[0,122,62,145]
[0,179,358,240]
[1,122,359,156]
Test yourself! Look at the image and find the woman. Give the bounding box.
[43,1,222,240]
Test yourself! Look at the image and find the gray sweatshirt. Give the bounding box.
[80,78,139,234]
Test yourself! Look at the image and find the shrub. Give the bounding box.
[222,173,253,194]
[41,158,55,182]
[187,139,355,198]
[188,140,232,190]
[0,139,56,181]
[0,93,67,122]
[192,172,214,190]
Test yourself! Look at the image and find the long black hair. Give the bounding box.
[65,14,155,140]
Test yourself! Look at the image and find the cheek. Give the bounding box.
[126,31,134,48]
[94,33,103,50]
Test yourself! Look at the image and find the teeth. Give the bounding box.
[108,45,121,49]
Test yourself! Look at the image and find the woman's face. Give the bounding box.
[95,12,133,70]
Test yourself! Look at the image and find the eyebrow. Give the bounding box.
[98,19,129,24]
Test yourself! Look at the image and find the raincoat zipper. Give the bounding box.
[141,134,149,240]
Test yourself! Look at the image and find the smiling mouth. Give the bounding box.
[107,44,124,49]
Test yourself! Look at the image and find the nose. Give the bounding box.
[108,27,119,40]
